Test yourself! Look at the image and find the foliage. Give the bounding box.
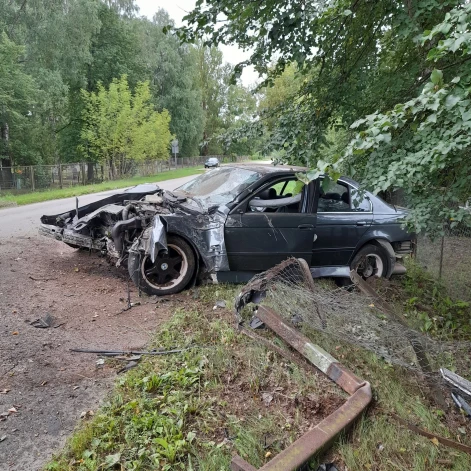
[0,1,255,169]
[0,32,40,164]
[332,3,471,234]
[140,10,205,157]
[401,259,471,337]
[80,76,172,178]
[178,0,471,234]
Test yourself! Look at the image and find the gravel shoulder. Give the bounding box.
[0,236,176,470]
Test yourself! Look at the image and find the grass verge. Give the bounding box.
[0,168,203,207]
[45,285,341,471]
[46,283,471,471]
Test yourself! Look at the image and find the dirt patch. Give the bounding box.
[0,236,177,470]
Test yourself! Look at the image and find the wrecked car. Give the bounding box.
[39,164,415,295]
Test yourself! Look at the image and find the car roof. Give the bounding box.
[225,163,307,175]
[226,163,362,187]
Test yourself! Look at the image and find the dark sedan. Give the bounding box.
[39,164,414,295]
[204,157,220,168]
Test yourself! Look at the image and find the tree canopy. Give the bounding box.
[0,0,256,176]
[179,0,471,233]
[80,76,172,178]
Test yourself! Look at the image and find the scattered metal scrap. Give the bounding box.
[441,368,471,418]
[232,306,372,471]
[441,368,471,397]
[390,413,471,455]
[70,347,189,356]
[451,392,471,417]
[30,313,62,329]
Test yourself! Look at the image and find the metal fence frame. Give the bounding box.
[416,224,471,301]
[0,155,248,194]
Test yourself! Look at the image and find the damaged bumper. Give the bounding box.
[39,224,106,250]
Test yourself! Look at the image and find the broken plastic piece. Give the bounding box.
[249,316,265,329]
[316,465,338,471]
[451,392,471,417]
[30,313,55,328]
[441,368,471,397]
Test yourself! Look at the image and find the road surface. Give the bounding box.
[0,174,197,239]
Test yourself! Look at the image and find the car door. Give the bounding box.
[312,180,373,266]
[224,178,317,271]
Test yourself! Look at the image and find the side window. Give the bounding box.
[317,181,371,212]
[350,188,372,212]
[317,182,351,212]
[248,178,304,213]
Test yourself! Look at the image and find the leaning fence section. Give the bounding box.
[0,155,248,194]
[416,224,471,302]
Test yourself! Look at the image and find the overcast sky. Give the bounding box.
[135,0,259,86]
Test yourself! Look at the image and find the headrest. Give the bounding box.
[258,188,277,200]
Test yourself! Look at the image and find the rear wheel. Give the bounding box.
[350,244,389,279]
[128,235,195,295]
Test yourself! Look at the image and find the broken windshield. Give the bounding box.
[175,167,261,205]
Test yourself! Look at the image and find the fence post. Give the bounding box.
[58,163,63,189]
[438,232,445,280]
[30,166,35,191]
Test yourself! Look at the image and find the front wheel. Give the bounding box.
[128,235,196,295]
[350,244,389,280]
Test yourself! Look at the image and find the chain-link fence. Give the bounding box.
[0,155,248,194]
[416,223,471,302]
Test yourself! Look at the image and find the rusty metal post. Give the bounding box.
[231,306,372,471]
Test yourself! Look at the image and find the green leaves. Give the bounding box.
[80,76,172,177]
[431,69,443,85]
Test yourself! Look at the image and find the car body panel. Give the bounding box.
[38,165,415,293]
[225,212,316,270]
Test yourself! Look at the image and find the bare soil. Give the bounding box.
[0,236,175,470]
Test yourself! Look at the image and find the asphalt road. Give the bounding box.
[0,174,197,239]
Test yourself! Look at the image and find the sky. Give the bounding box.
[135,0,259,87]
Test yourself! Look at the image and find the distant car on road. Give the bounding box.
[204,157,219,168]
[39,164,415,296]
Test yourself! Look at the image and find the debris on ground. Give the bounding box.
[80,410,94,420]
[70,347,189,356]
[213,300,226,309]
[390,413,471,454]
[30,313,55,328]
[316,464,339,471]
[117,361,139,374]
[441,368,471,396]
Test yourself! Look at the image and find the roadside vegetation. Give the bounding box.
[0,168,203,207]
[46,277,471,471]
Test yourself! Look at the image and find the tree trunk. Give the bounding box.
[87,162,94,182]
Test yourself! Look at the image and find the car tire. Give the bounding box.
[128,235,196,296]
[350,243,389,279]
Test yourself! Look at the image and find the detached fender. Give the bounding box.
[130,216,168,262]
[148,216,167,263]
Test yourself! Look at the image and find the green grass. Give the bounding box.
[45,283,471,471]
[0,167,203,207]
[46,284,330,471]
